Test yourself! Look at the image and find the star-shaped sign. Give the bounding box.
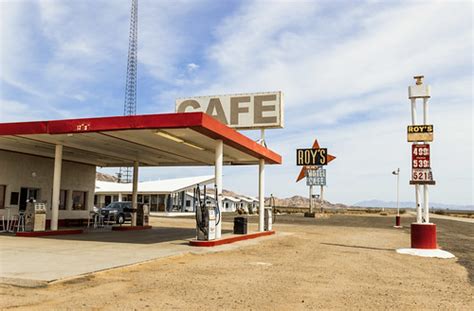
[296,139,336,182]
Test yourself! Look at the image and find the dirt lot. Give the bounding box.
[1,214,473,310]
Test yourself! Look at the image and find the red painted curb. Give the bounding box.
[189,230,275,247]
[16,229,83,237]
[112,225,152,231]
[411,223,437,249]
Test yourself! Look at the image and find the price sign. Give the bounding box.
[412,144,430,169]
[412,168,433,181]
[410,144,435,185]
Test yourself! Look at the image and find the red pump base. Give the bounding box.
[395,215,401,227]
[411,223,437,249]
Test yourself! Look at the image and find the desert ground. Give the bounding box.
[1,214,473,310]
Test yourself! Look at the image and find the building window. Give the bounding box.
[10,192,19,206]
[19,188,40,211]
[150,195,158,211]
[186,200,191,207]
[72,191,87,210]
[59,190,68,210]
[0,185,5,209]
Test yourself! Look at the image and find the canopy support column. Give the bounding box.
[259,159,265,232]
[51,144,63,231]
[215,139,223,239]
[132,161,139,226]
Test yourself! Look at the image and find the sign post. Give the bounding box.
[305,167,326,213]
[407,75,437,249]
[297,139,335,217]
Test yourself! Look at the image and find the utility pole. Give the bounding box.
[118,0,138,183]
[392,168,401,227]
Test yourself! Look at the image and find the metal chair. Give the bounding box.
[0,216,6,233]
[16,212,25,232]
[7,214,18,233]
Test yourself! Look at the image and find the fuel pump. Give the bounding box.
[24,201,35,232]
[264,194,276,231]
[143,204,149,226]
[24,200,46,231]
[195,185,221,241]
[33,202,47,231]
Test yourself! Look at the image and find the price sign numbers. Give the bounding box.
[412,168,433,181]
[412,144,430,169]
[413,159,430,168]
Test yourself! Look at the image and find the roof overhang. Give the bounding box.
[0,112,282,167]
[95,175,215,194]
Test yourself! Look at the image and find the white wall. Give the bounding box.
[222,199,237,212]
[0,150,95,220]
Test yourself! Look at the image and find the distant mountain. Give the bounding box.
[265,195,349,209]
[354,199,474,210]
[96,172,119,182]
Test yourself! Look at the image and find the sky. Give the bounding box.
[0,0,472,206]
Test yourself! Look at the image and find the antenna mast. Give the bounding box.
[118,0,138,183]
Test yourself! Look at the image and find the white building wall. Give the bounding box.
[0,150,95,220]
[222,199,237,212]
[95,192,197,212]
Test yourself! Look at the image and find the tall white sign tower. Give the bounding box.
[407,75,437,249]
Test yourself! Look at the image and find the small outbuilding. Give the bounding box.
[95,175,215,212]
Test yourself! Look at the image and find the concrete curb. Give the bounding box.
[0,277,48,288]
[396,248,455,259]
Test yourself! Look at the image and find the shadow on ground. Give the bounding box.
[320,242,394,252]
[1,227,233,245]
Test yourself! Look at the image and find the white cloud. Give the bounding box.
[1,0,221,119]
[187,63,200,73]
[0,98,73,122]
[203,0,471,111]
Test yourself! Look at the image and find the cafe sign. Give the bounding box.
[176,91,284,130]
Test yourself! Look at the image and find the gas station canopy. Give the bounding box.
[0,112,282,167]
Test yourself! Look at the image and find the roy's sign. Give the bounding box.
[176,91,284,130]
[296,148,328,166]
[407,124,433,142]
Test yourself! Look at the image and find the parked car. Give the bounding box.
[100,202,133,224]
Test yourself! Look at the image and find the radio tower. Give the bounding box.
[118,0,138,183]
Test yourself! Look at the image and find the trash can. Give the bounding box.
[136,204,144,226]
[233,217,248,234]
